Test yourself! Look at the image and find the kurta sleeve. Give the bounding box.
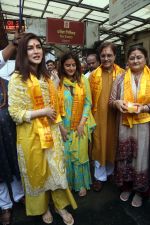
[82,76,92,118]
[8,73,31,124]
[109,74,124,108]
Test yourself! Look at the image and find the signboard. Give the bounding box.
[46,18,85,45]
[4,19,25,32]
[109,0,150,25]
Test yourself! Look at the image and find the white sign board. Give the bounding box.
[109,0,150,25]
[26,18,46,36]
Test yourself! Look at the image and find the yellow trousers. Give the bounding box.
[25,188,77,216]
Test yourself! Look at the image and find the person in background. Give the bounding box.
[8,33,77,225]
[46,60,60,88]
[58,52,95,197]
[46,60,56,74]
[109,45,150,207]
[84,52,100,78]
[81,61,88,74]
[89,42,124,192]
[84,52,100,177]
[0,31,24,225]
[55,58,60,71]
[0,31,23,70]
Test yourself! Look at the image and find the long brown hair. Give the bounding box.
[15,33,49,81]
[58,52,81,85]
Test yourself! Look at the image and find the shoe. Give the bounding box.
[131,193,142,207]
[16,196,25,205]
[56,208,74,225]
[0,208,12,225]
[120,191,131,202]
[79,188,87,197]
[42,209,53,224]
[92,180,103,192]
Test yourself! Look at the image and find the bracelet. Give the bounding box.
[143,105,149,112]
[12,39,18,47]
[146,105,150,112]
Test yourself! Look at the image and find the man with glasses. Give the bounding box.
[89,42,124,191]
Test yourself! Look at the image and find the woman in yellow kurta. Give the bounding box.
[8,33,77,225]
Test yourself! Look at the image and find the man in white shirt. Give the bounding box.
[84,53,100,78]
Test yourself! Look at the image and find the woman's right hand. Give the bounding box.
[115,100,128,113]
[43,107,56,121]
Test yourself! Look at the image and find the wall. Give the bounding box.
[124,30,150,65]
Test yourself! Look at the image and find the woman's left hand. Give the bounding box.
[77,124,85,138]
[133,103,145,114]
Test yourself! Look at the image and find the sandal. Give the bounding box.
[0,208,12,225]
[120,191,131,202]
[131,193,142,207]
[56,208,74,225]
[79,188,87,197]
[42,209,53,224]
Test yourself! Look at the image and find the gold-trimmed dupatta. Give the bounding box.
[123,65,150,128]
[89,64,124,113]
[27,74,60,149]
[58,77,85,130]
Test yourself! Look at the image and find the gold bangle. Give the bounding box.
[143,105,148,112]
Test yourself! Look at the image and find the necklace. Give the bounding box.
[0,78,7,109]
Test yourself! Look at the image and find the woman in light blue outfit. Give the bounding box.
[58,52,96,197]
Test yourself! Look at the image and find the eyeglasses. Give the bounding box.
[100,54,114,59]
[128,55,144,61]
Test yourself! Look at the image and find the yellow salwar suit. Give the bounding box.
[8,73,77,216]
[89,65,124,166]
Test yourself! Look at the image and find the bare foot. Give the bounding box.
[131,193,142,207]
[120,191,131,202]
[42,209,53,224]
[79,188,87,197]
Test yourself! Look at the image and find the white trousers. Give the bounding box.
[0,176,24,210]
[94,161,114,182]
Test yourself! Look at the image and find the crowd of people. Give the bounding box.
[0,31,150,225]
